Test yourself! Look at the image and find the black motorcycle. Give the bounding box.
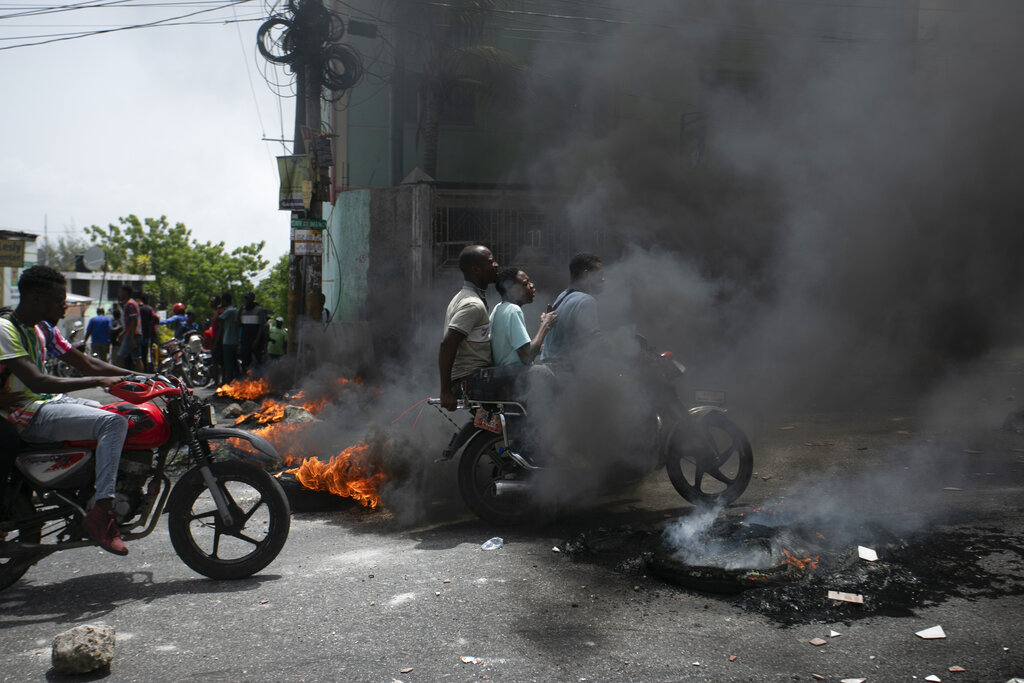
[430,341,754,525]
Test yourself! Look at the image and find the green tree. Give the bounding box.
[255,253,289,319]
[84,215,269,316]
[37,234,91,271]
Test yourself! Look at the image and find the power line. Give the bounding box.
[0,0,253,48]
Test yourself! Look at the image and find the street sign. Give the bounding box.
[290,218,326,230]
[291,226,323,255]
[293,240,323,255]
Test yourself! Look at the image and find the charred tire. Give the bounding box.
[458,433,529,526]
[665,410,753,507]
[0,492,43,591]
[167,460,290,580]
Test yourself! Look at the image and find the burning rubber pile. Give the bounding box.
[215,376,389,509]
[565,506,1024,626]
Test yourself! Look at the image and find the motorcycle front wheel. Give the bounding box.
[458,433,530,526]
[167,460,290,580]
[188,362,211,388]
[0,492,44,591]
[665,410,753,507]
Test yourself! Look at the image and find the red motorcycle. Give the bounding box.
[0,375,290,590]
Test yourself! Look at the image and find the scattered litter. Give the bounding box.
[434,591,441,596]
[481,537,504,551]
[691,661,700,666]
[828,591,864,604]
[460,656,485,664]
[552,546,561,553]
[858,546,878,562]
[259,599,269,604]
[761,475,773,481]
[728,655,737,662]
[443,579,451,583]
[943,487,963,491]
[400,668,413,674]
[829,630,841,638]
[841,679,866,683]
[633,585,640,591]
[925,676,942,682]
[812,674,825,680]
[809,638,828,646]
[916,625,946,639]
[948,666,965,672]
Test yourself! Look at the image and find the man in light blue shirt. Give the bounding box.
[538,253,603,368]
[490,267,557,366]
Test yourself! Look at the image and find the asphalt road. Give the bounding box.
[2,372,1024,682]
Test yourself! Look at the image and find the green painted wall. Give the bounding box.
[323,189,372,322]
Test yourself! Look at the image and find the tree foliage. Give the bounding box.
[84,215,270,317]
[37,234,92,272]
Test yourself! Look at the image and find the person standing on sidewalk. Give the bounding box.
[216,292,240,383]
[83,307,112,362]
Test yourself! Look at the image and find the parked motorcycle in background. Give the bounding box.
[158,332,210,388]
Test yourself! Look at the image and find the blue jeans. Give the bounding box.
[20,397,129,503]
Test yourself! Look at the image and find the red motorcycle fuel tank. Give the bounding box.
[101,401,171,449]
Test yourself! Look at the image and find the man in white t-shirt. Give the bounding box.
[438,245,499,410]
[490,267,557,366]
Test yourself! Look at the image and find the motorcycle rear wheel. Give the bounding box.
[167,460,290,580]
[458,433,530,526]
[0,492,44,591]
[665,410,753,507]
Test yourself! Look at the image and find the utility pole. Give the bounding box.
[287,0,325,338]
[259,0,361,339]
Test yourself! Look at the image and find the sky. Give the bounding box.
[0,0,296,268]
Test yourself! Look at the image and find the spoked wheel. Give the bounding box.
[188,363,211,388]
[665,410,753,506]
[0,492,43,591]
[167,460,290,580]
[458,433,530,526]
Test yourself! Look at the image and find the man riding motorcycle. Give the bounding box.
[1,266,137,555]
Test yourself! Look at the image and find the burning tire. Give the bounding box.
[665,410,753,506]
[167,460,291,580]
[0,492,43,591]
[458,433,530,526]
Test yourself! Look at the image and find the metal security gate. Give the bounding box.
[431,187,605,281]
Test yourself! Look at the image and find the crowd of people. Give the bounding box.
[74,288,288,383]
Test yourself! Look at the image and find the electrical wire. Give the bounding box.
[0,0,254,49]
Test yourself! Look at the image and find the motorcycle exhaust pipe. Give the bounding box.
[492,480,531,497]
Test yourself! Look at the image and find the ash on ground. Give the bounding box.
[563,517,1024,625]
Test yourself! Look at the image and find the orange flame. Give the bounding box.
[285,442,386,508]
[216,376,273,401]
[781,548,820,571]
